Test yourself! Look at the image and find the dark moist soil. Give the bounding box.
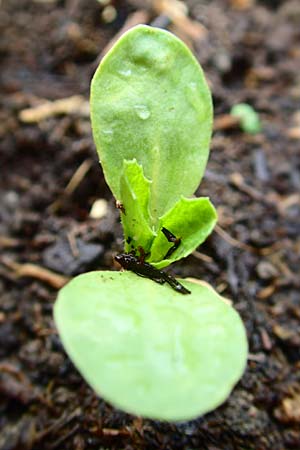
[1,0,300,449]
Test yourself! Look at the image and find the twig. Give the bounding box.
[214,224,255,253]
[35,408,81,443]
[259,327,272,351]
[229,172,276,206]
[64,159,93,197]
[257,273,300,300]
[67,230,79,258]
[192,250,214,263]
[257,284,276,300]
[19,95,89,123]
[276,193,300,215]
[153,0,207,41]
[1,258,69,289]
[215,223,280,256]
[214,114,240,131]
[0,236,23,248]
[102,428,130,437]
[49,158,93,213]
[247,353,266,363]
[231,173,300,215]
[49,424,80,449]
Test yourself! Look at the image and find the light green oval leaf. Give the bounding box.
[54,271,247,422]
[90,25,213,217]
[149,196,217,269]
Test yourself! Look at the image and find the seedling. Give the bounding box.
[231,102,261,134]
[54,25,248,422]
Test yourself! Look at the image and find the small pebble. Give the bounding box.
[256,261,279,280]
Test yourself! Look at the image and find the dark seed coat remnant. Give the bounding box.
[115,253,191,295]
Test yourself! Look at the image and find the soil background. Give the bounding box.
[1,0,300,449]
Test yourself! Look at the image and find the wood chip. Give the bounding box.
[229,0,254,10]
[275,389,300,424]
[257,284,276,300]
[287,127,300,139]
[273,324,295,341]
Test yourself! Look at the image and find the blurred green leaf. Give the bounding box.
[54,271,248,422]
[231,103,261,134]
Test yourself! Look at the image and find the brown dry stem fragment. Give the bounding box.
[214,224,255,253]
[153,0,207,41]
[67,230,80,258]
[49,424,80,450]
[247,353,266,363]
[192,250,214,263]
[49,158,93,213]
[214,114,241,131]
[230,172,275,205]
[276,193,300,214]
[102,428,130,437]
[229,0,254,10]
[259,327,272,351]
[35,409,81,445]
[128,0,207,43]
[257,284,276,300]
[0,235,23,248]
[231,173,300,216]
[1,258,69,289]
[19,95,89,123]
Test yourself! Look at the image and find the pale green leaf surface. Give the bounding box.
[120,160,156,253]
[54,271,248,422]
[149,197,217,269]
[90,25,213,217]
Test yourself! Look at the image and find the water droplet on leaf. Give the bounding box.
[102,129,114,142]
[134,105,151,120]
[185,82,203,114]
[118,68,132,77]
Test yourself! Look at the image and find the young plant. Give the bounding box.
[231,103,261,134]
[54,25,248,422]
